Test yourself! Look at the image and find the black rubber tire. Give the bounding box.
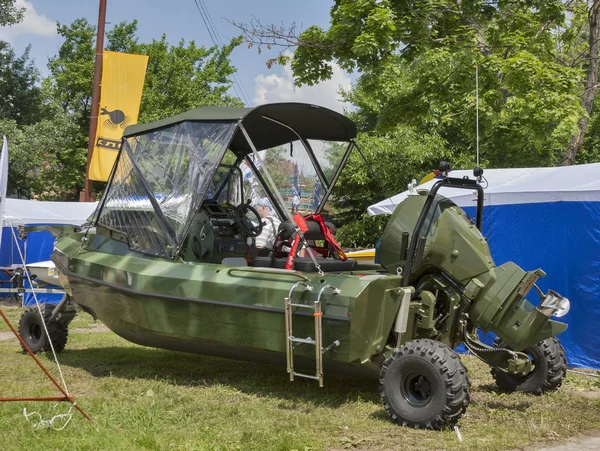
[491,337,567,394]
[17,304,68,354]
[379,339,471,429]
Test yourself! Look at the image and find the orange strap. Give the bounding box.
[285,233,301,270]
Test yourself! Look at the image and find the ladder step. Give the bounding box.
[292,372,321,381]
[290,337,316,345]
[287,302,316,309]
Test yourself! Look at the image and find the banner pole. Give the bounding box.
[83,0,107,202]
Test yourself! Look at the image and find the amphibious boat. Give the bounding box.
[42,103,569,429]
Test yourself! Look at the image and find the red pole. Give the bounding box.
[0,397,70,402]
[83,0,108,202]
[0,309,93,423]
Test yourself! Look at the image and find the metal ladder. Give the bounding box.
[284,282,341,387]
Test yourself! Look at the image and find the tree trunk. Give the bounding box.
[563,2,600,166]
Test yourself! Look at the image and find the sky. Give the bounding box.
[0,0,353,113]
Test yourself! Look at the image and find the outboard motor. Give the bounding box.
[378,163,568,353]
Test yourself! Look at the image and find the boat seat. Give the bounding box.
[253,256,356,273]
[278,219,337,240]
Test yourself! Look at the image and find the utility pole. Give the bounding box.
[82,0,107,202]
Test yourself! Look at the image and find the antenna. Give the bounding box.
[476,64,480,167]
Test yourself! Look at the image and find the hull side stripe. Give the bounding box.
[52,259,350,323]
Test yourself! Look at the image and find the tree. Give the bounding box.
[45,18,96,131]
[563,1,600,165]
[239,1,586,166]
[0,114,83,200]
[0,118,27,197]
[0,0,24,27]
[236,1,599,246]
[0,42,42,126]
[330,127,449,247]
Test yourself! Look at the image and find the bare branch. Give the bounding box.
[229,17,335,50]
[534,0,577,40]
[229,16,337,68]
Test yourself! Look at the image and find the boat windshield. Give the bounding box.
[307,140,349,184]
[246,139,351,215]
[97,121,237,258]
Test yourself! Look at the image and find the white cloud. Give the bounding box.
[0,0,56,42]
[253,52,352,113]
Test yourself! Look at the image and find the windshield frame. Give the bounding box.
[92,111,356,260]
[209,163,245,204]
[245,116,355,217]
[94,120,238,258]
[315,140,354,214]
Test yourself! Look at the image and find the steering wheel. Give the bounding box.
[235,203,264,237]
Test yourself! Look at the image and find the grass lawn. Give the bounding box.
[0,305,599,450]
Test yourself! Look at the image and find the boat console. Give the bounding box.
[183,202,357,272]
[183,200,259,263]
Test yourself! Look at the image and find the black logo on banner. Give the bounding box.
[101,107,131,130]
[96,137,121,150]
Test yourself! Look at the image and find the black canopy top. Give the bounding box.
[122,103,357,155]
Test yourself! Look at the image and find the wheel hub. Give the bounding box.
[401,372,433,407]
[29,322,42,343]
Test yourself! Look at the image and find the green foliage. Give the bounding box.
[578,94,600,164]
[46,19,96,130]
[0,42,42,126]
[286,0,598,246]
[0,0,24,26]
[0,114,84,200]
[332,128,449,247]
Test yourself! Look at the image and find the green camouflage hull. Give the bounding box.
[53,234,404,368]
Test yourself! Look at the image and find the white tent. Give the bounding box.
[4,198,97,226]
[367,163,600,215]
[0,137,98,308]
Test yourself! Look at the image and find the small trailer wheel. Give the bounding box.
[379,339,470,429]
[18,304,69,354]
[491,337,566,394]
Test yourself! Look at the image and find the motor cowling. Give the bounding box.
[379,192,567,351]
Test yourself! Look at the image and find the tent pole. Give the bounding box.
[0,308,93,422]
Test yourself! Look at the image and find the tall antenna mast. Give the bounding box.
[476,64,480,167]
[82,0,107,202]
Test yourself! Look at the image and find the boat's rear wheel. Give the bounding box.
[491,337,567,394]
[379,339,470,429]
[18,304,68,354]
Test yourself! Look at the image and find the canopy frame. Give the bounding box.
[92,103,357,261]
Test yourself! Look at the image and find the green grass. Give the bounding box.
[0,315,599,450]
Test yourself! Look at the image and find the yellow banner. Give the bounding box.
[88,51,148,181]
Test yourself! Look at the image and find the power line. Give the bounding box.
[196,0,253,104]
[192,0,252,106]
[193,0,218,46]
[200,0,252,105]
[196,0,251,105]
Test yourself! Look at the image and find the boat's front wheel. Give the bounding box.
[379,339,470,429]
[18,304,68,354]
